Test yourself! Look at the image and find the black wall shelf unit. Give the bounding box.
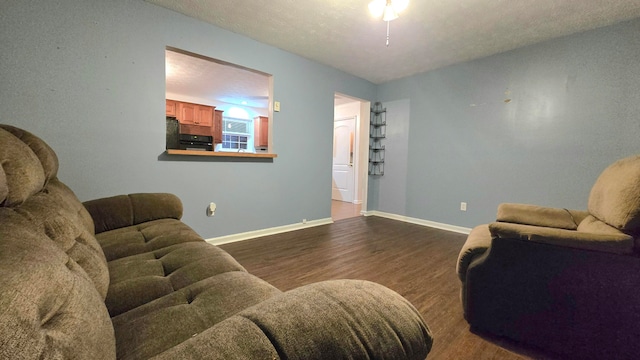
[369,102,386,176]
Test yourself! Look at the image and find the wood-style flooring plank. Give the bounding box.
[220,216,554,359]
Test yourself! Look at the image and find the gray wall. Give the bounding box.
[367,99,411,215]
[0,0,376,237]
[375,19,640,228]
[3,1,639,236]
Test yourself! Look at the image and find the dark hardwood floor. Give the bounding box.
[220,216,554,359]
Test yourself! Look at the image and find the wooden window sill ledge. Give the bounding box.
[166,149,277,159]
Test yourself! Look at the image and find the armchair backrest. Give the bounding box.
[588,155,640,236]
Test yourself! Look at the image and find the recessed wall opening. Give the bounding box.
[332,93,370,220]
[164,47,275,157]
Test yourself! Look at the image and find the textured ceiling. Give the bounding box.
[148,0,640,84]
[165,49,270,108]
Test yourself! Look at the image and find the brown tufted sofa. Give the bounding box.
[457,154,640,359]
[0,124,433,359]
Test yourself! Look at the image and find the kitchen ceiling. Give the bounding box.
[165,49,270,109]
[148,0,640,85]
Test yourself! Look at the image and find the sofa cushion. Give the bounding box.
[496,203,582,230]
[578,214,640,249]
[489,221,634,255]
[0,127,46,207]
[83,193,183,234]
[578,214,626,233]
[0,209,115,359]
[0,124,107,299]
[588,155,640,235]
[12,179,108,299]
[0,125,59,182]
[104,237,247,316]
[152,280,433,360]
[111,271,281,360]
[96,219,204,261]
[150,316,281,359]
[239,280,433,360]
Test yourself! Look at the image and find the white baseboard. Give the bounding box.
[205,218,334,246]
[363,210,472,234]
[206,212,471,246]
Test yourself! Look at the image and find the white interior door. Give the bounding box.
[332,117,356,202]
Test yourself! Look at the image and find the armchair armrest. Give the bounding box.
[457,225,492,282]
[151,280,433,360]
[496,203,589,230]
[489,221,634,255]
[83,193,183,234]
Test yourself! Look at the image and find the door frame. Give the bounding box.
[333,93,370,213]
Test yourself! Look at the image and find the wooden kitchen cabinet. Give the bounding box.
[196,105,213,127]
[178,102,197,124]
[254,116,269,148]
[169,99,214,126]
[166,100,177,117]
[179,102,213,126]
[213,110,223,144]
[166,99,220,146]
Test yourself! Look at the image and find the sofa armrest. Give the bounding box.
[83,193,183,234]
[489,221,634,255]
[496,203,588,230]
[151,280,433,360]
[457,224,492,282]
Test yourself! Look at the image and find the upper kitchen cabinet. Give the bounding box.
[178,101,214,126]
[254,116,269,149]
[166,99,177,117]
[166,99,214,127]
[196,104,214,127]
[214,110,223,144]
[178,101,196,124]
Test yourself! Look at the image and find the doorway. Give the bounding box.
[332,117,356,202]
[332,93,369,221]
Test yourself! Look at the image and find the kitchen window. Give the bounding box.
[220,117,253,151]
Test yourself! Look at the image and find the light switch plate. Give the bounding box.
[274,101,281,112]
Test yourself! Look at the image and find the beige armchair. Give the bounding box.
[457,155,640,359]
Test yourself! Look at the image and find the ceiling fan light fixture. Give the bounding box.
[368,0,386,18]
[369,0,409,47]
[369,0,409,21]
[382,6,399,22]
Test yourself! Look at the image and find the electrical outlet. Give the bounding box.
[302,218,307,224]
[206,202,217,217]
[460,202,467,211]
